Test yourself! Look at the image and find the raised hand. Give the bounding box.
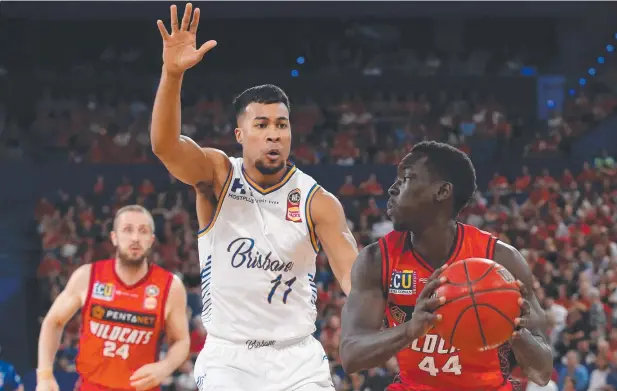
[157,3,217,75]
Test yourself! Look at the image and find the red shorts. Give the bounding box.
[387,380,516,391]
[75,377,160,391]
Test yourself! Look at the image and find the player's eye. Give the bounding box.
[255,123,267,129]
[277,123,288,129]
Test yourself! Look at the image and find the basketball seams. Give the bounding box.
[463,261,488,347]
[448,304,475,347]
[438,287,521,307]
[445,261,496,286]
[474,304,516,327]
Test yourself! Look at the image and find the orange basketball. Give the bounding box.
[432,258,521,352]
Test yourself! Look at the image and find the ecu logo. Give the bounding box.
[92,282,115,302]
[389,270,417,295]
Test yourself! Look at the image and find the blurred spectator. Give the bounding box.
[0,349,24,391]
[558,351,589,391]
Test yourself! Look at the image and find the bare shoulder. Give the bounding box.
[65,263,93,303]
[168,274,188,303]
[310,187,345,219]
[493,240,532,285]
[351,242,383,291]
[202,147,232,180]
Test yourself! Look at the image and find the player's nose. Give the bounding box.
[266,134,281,143]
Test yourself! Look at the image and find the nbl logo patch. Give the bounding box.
[286,188,302,223]
[389,270,417,295]
[92,282,115,302]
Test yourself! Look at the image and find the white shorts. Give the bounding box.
[194,335,334,391]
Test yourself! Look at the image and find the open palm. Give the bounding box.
[157,3,217,75]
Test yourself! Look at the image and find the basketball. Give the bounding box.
[432,258,522,352]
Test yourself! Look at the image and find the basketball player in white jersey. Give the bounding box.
[152,4,359,391]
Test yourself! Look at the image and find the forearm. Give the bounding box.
[160,337,190,376]
[341,325,410,373]
[151,69,184,155]
[337,272,351,296]
[512,333,553,386]
[37,319,65,371]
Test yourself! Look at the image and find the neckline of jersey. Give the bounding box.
[406,222,465,273]
[240,161,297,195]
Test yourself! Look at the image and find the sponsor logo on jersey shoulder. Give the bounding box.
[389,269,417,295]
[92,282,115,301]
[143,297,158,310]
[286,188,302,223]
[145,285,160,297]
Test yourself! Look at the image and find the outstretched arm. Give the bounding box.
[311,189,358,295]
[151,4,228,187]
[340,243,412,373]
[495,241,553,386]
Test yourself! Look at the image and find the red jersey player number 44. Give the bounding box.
[340,142,554,391]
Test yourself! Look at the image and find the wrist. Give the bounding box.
[36,368,54,382]
[158,359,175,378]
[162,66,184,80]
[403,323,420,342]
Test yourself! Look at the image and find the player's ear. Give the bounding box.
[110,230,118,246]
[435,181,452,202]
[235,127,243,145]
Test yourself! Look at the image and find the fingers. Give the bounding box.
[157,20,170,40]
[170,4,179,32]
[180,3,193,31]
[420,312,442,327]
[518,297,531,314]
[198,40,218,56]
[130,377,155,391]
[516,280,528,296]
[427,264,448,283]
[189,7,201,33]
[421,295,446,312]
[129,367,148,382]
[419,275,446,300]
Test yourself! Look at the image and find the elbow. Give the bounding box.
[339,339,361,374]
[151,141,165,157]
[528,359,554,387]
[529,372,552,387]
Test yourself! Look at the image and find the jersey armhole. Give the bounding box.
[378,238,390,299]
[486,236,498,260]
[306,183,321,253]
[82,263,97,310]
[160,274,174,322]
[198,165,234,238]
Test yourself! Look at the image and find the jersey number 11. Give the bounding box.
[268,274,297,304]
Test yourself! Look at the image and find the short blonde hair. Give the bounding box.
[113,204,155,233]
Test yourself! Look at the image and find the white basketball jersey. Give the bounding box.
[198,157,321,342]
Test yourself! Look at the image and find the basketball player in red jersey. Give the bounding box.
[340,141,553,391]
[36,205,190,391]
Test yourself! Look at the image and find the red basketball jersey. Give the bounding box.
[380,223,521,391]
[75,259,173,391]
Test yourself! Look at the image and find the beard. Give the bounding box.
[255,158,286,175]
[116,247,149,268]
